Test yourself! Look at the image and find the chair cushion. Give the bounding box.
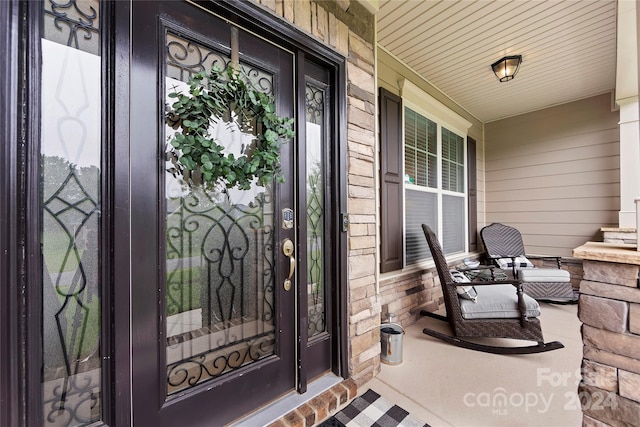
[496,256,534,270]
[520,268,570,283]
[523,282,576,300]
[459,285,540,319]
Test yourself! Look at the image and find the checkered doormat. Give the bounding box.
[319,389,430,427]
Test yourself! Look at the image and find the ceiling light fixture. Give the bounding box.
[491,55,522,82]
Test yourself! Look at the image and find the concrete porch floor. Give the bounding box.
[362,303,583,427]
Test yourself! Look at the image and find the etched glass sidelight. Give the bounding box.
[305,83,326,338]
[163,31,277,395]
[40,1,103,426]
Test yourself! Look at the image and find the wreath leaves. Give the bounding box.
[166,66,294,191]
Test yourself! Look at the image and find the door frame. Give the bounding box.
[0,1,22,427]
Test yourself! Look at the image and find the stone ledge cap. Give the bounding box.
[601,227,636,232]
[573,242,640,266]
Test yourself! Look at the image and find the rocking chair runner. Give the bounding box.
[420,225,564,354]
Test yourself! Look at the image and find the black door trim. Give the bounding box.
[295,51,309,394]
[113,1,133,425]
[1,1,23,426]
[23,0,45,423]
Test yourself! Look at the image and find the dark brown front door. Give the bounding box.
[130,2,296,425]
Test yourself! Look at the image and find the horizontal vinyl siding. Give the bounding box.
[484,93,619,257]
[488,183,619,202]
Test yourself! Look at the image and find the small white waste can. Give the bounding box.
[380,322,404,365]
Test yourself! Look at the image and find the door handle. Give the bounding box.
[282,239,295,291]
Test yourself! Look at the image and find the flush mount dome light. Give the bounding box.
[491,55,522,82]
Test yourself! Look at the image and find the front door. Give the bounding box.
[130,2,337,425]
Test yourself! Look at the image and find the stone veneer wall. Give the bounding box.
[252,0,379,386]
[379,269,443,327]
[573,244,640,426]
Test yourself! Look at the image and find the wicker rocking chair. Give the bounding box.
[480,223,578,303]
[420,225,564,354]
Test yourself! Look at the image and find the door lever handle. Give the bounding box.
[282,239,295,291]
[287,253,296,280]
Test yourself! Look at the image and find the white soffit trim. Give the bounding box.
[399,78,472,133]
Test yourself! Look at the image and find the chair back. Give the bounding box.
[480,223,526,258]
[421,225,463,327]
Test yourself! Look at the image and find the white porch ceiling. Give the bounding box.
[377,0,618,123]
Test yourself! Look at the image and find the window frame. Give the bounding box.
[399,79,472,268]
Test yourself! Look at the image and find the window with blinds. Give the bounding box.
[442,195,465,253]
[404,109,437,188]
[403,107,466,265]
[442,128,464,193]
[405,190,437,264]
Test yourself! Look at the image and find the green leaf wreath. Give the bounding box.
[166,66,294,191]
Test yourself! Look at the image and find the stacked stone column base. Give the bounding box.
[575,254,640,426]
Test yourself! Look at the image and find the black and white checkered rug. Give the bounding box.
[319,389,430,427]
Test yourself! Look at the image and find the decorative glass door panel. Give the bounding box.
[305,83,327,338]
[130,3,296,424]
[164,32,278,393]
[40,0,103,425]
[302,62,334,382]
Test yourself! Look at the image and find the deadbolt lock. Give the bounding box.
[282,239,294,256]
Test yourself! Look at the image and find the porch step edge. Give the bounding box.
[267,378,357,427]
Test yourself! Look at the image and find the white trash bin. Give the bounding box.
[380,322,405,365]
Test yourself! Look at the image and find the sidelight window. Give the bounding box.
[40,0,104,425]
[305,82,328,338]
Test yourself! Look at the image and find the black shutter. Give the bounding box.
[467,137,478,251]
[379,88,403,272]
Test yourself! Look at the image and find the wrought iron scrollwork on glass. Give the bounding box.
[166,31,273,94]
[306,84,324,125]
[44,0,100,55]
[164,27,279,395]
[41,2,103,425]
[166,333,275,394]
[164,188,276,395]
[305,84,326,337]
[165,190,275,321]
[42,161,102,426]
[306,170,325,336]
